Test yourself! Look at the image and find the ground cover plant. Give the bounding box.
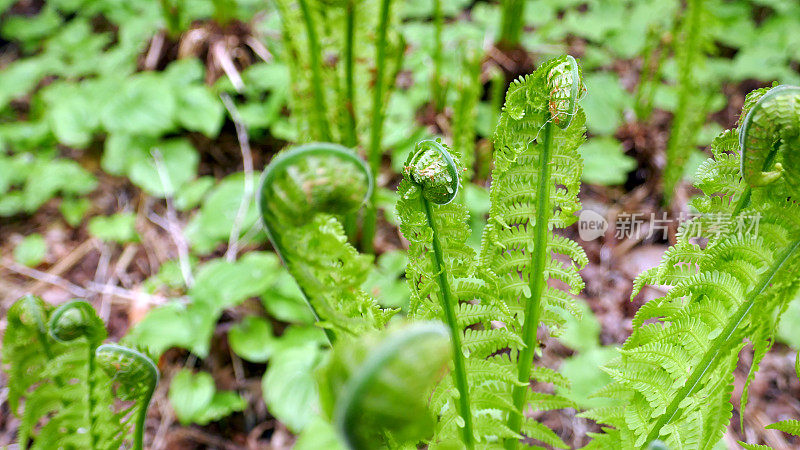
[2,0,800,449]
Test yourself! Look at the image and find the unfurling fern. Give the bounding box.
[317,321,451,449]
[1,296,158,450]
[480,55,587,449]
[258,143,397,342]
[584,85,800,449]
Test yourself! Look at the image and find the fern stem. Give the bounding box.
[663,0,704,204]
[505,120,554,450]
[641,238,800,447]
[298,0,332,141]
[432,0,444,112]
[499,0,525,48]
[361,0,393,252]
[421,196,475,449]
[87,348,98,449]
[343,0,357,148]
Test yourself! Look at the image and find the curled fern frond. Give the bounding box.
[739,85,800,193]
[258,143,394,341]
[95,344,159,450]
[478,55,587,449]
[398,139,477,447]
[585,88,800,450]
[318,322,451,449]
[2,296,159,449]
[403,139,460,204]
[547,55,586,130]
[48,299,106,345]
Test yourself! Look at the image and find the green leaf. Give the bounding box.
[103,135,199,197]
[294,416,346,450]
[14,234,47,267]
[581,72,630,135]
[185,172,260,254]
[261,271,315,324]
[88,212,139,243]
[175,176,215,211]
[175,85,224,137]
[59,197,90,227]
[193,391,247,425]
[191,252,280,310]
[578,137,636,185]
[262,344,322,432]
[169,369,215,426]
[127,301,215,357]
[228,316,276,363]
[101,73,176,136]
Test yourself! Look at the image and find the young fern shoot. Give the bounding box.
[317,322,452,449]
[398,139,476,447]
[2,296,159,449]
[258,143,396,342]
[479,55,588,449]
[585,85,800,449]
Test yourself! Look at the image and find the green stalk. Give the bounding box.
[499,0,526,48]
[663,0,703,204]
[421,196,475,449]
[432,0,444,111]
[343,0,357,147]
[641,239,800,447]
[157,0,181,37]
[361,0,393,252]
[87,348,98,449]
[504,120,554,450]
[342,0,358,241]
[298,0,332,141]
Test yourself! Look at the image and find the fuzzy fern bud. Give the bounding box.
[738,85,800,194]
[402,139,460,205]
[48,300,106,345]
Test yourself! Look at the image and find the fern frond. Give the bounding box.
[2,297,159,449]
[258,143,396,341]
[587,86,800,449]
[477,55,588,448]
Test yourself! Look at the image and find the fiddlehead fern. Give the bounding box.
[398,139,475,447]
[585,86,800,450]
[258,143,395,342]
[317,322,451,449]
[2,297,160,449]
[479,55,587,450]
[96,344,159,450]
[739,85,800,194]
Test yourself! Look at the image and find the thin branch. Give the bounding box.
[220,93,255,262]
[0,259,170,306]
[151,148,194,287]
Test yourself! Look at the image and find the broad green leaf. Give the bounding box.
[193,391,247,425]
[175,176,215,211]
[578,137,636,186]
[23,158,97,212]
[581,72,630,136]
[14,234,47,267]
[103,135,198,197]
[185,171,261,253]
[294,416,346,450]
[191,252,280,310]
[101,73,176,136]
[261,271,316,324]
[88,212,139,243]
[262,343,322,432]
[169,369,216,426]
[229,316,276,363]
[59,197,90,227]
[175,85,224,137]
